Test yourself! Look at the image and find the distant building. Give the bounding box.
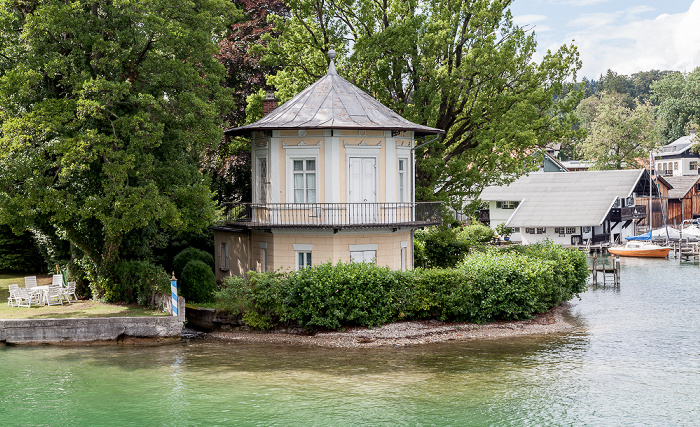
[559,160,594,171]
[653,131,700,177]
[479,169,659,245]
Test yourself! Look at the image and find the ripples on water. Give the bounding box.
[1,256,699,426]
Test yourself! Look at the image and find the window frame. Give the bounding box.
[291,158,317,203]
[398,157,409,203]
[219,242,229,271]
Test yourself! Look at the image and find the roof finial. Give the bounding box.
[327,44,337,75]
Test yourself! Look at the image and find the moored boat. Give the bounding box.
[608,240,671,258]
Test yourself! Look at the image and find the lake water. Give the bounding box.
[1,256,699,426]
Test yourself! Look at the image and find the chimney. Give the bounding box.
[263,91,277,116]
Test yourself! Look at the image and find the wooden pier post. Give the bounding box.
[592,254,597,286]
[614,256,621,287]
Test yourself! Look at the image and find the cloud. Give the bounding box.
[567,0,700,78]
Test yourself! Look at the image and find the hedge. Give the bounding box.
[214,243,588,330]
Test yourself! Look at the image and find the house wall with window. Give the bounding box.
[250,129,414,206]
[214,229,413,280]
[213,229,251,282]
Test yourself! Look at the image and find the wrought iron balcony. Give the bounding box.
[222,202,443,229]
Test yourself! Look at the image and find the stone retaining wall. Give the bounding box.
[0,296,185,345]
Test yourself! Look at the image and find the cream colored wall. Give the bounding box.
[213,229,250,283]
[265,229,413,272]
[256,128,418,206]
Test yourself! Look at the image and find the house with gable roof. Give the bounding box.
[479,169,659,245]
[653,131,700,177]
[213,48,443,280]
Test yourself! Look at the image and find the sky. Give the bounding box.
[510,0,699,80]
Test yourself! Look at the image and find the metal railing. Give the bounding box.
[222,202,443,228]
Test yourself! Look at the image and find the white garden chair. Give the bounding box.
[46,284,64,306]
[7,284,21,307]
[24,276,38,289]
[52,274,63,287]
[17,287,41,307]
[62,282,78,303]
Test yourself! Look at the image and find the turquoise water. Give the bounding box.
[1,257,699,426]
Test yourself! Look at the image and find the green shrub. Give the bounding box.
[414,227,470,268]
[110,260,170,306]
[172,247,214,280]
[458,223,495,246]
[212,244,587,331]
[283,262,401,330]
[459,251,554,322]
[505,241,588,303]
[408,268,479,321]
[214,271,287,329]
[181,260,217,303]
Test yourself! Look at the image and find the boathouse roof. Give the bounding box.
[480,169,659,227]
[224,48,443,137]
[665,175,700,199]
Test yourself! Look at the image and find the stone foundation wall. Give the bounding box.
[0,296,185,345]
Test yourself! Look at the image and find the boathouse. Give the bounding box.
[479,169,659,245]
[213,48,443,280]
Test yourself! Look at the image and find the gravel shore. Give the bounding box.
[207,302,578,348]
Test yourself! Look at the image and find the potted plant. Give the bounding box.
[495,223,513,242]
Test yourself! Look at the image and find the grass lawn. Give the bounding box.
[0,273,169,320]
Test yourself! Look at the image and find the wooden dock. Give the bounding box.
[669,239,700,261]
[590,254,620,287]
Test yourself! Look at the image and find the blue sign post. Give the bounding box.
[171,273,178,317]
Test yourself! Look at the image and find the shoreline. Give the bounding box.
[206,302,579,348]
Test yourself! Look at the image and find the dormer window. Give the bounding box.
[293,159,316,203]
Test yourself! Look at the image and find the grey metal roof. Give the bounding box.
[665,175,700,198]
[479,169,651,227]
[225,59,443,137]
[653,134,698,156]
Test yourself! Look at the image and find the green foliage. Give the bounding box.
[284,262,401,330]
[0,225,45,273]
[214,242,588,330]
[494,223,513,238]
[506,241,589,304]
[173,247,215,281]
[0,0,235,297]
[255,0,581,207]
[111,260,170,306]
[181,260,217,304]
[575,92,659,169]
[651,68,700,144]
[458,223,495,246]
[414,227,470,268]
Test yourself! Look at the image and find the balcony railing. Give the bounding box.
[222,202,443,229]
[610,205,647,222]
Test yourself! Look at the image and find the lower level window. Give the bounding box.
[297,252,312,270]
[350,250,376,264]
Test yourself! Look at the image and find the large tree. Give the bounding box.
[0,0,234,296]
[578,92,658,170]
[651,68,700,144]
[250,0,581,208]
